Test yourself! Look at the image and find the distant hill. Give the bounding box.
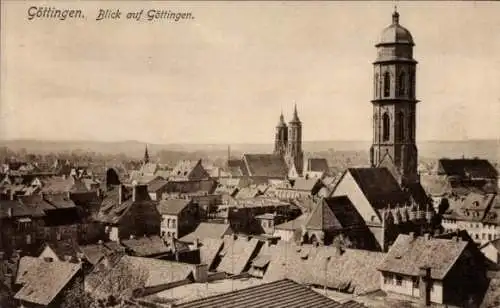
[0,139,498,162]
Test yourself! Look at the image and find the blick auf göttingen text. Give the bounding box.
[26,7,195,22]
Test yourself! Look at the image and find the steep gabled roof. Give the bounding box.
[217,237,261,275]
[377,234,468,280]
[180,222,232,243]
[14,257,81,306]
[242,154,288,178]
[157,199,192,216]
[437,158,497,179]
[305,199,342,231]
[342,168,408,209]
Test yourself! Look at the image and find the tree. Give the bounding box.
[89,257,149,305]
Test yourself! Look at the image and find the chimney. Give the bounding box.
[409,232,415,239]
[132,184,137,202]
[130,234,135,240]
[423,233,431,240]
[64,255,73,262]
[7,207,13,218]
[192,264,208,283]
[419,266,432,306]
[118,185,123,205]
[0,251,4,260]
[194,238,200,248]
[76,252,85,263]
[4,273,13,290]
[98,240,104,245]
[9,190,14,201]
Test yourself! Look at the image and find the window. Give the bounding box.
[482,234,486,240]
[26,234,31,245]
[409,72,415,97]
[398,72,406,96]
[382,113,390,141]
[172,219,176,228]
[374,73,379,97]
[383,72,391,97]
[384,274,392,284]
[172,232,176,238]
[167,232,171,237]
[475,234,479,240]
[489,234,492,241]
[397,112,405,141]
[396,275,403,286]
[412,277,419,289]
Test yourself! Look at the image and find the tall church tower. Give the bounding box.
[274,112,288,156]
[370,9,419,187]
[286,104,304,176]
[143,145,150,164]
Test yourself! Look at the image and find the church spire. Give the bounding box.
[290,103,300,123]
[144,145,150,164]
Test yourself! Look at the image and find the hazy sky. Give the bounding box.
[1,1,499,144]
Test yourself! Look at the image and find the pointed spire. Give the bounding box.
[277,109,286,127]
[392,5,400,24]
[290,103,300,123]
[144,145,150,164]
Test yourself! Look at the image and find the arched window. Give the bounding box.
[397,112,405,141]
[409,71,415,98]
[408,117,414,141]
[374,73,379,97]
[382,113,390,141]
[383,72,391,97]
[398,72,406,96]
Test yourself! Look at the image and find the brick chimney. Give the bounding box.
[419,266,432,306]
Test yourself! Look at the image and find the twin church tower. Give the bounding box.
[273,10,419,187]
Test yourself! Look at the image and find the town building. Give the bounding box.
[95,184,161,242]
[377,233,488,306]
[157,198,200,239]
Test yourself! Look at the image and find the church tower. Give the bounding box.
[370,9,419,187]
[274,112,288,156]
[143,145,150,164]
[286,104,304,176]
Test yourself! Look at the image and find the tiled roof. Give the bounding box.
[377,234,468,280]
[217,237,261,275]
[140,163,158,175]
[305,199,343,231]
[292,178,321,192]
[147,178,169,193]
[437,158,497,179]
[264,242,383,295]
[275,214,308,231]
[165,179,217,195]
[180,222,231,243]
[41,241,82,260]
[14,257,81,306]
[43,193,76,209]
[344,168,408,208]
[0,200,45,218]
[174,278,347,308]
[242,154,288,178]
[41,176,89,193]
[199,238,224,269]
[18,194,56,211]
[79,244,115,265]
[121,236,169,257]
[324,196,367,230]
[157,199,192,216]
[234,187,261,199]
[170,159,208,180]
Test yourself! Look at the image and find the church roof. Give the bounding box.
[242,154,288,178]
[377,11,414,46]
[305,198,343,231]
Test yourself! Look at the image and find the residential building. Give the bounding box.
[480,239,500,265]
[441,193,500,244]
[14,256,84,307]
[170,159,210,182]
[157,198,199,239]
[95,184,161,242]
[179,222,233,244]
[377,233,488,306]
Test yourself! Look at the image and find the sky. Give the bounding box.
[1,1,499,144]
